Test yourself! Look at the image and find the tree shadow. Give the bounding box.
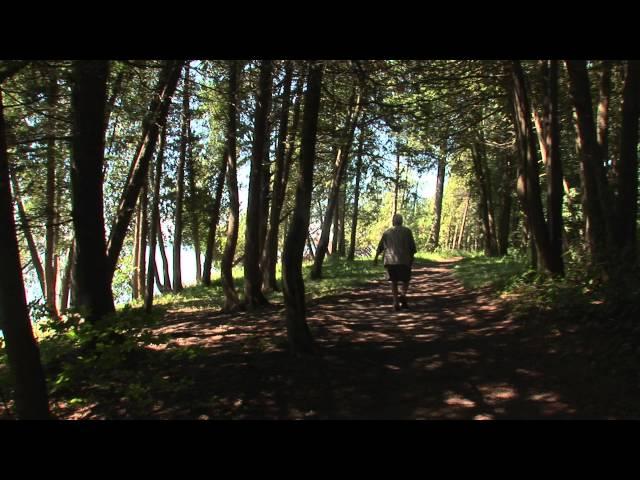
[47,259,640,419]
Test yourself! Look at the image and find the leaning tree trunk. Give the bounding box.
[244,60,272,309]
[69,60,116,324]
[615,60,640,264]
[282,61,323,355]
[8,165,46,298]
[220,61,241,312]
[347,127,365,260]
[261,61,294,292]
[0,86,50,419]
[106,60,182,283]
[311,87,362,279]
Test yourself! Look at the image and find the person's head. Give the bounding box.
[392,213,403,226]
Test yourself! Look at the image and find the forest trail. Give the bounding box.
[80,258,626,419]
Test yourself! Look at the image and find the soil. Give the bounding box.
[46,258,640,419]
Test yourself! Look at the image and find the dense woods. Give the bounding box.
[1,59,639,419]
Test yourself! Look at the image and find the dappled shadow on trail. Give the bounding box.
[65,259,636,419]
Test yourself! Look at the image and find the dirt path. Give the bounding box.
[92,259,628,419]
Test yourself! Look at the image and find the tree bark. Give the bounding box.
[69,60,115,324]
[311,86,362,279]
[220,61,241,311]
[261,61,294,292]
[202,140,227,286]
[0,86,50,419]
[244,60,272,309]
[106,60,182,283]
[282,61,323,355]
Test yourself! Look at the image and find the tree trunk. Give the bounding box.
[220,61,241,311]
[173,66,191,292]
[132,201,141,299]
[393,149,400,217]
[59,241,74,313]
[184,65,201,284]
[338,183,347,256]
[144,124,167,312]
[244,60,272,309]
[331,194,340,255]
[282,61,323,355]
[202,142,227,286]
[431,143,447,250]
[565,60,613,271]
[0,86,50,419]
[137,180,148,297]
[45,71,59,319]
[106,60,182,283]
[8,165,46,298]
[496,152,515,257]
[615,60,640,263]
[347,127,365,260]
[597,61,612,171]
[471,141,498,257]
[261,61,294,292]
[311,87,362,279]
[456,193,470,250]
[280,71,305,209]
[156,214,171,292]
[69,60,115,324]
[544,60,565,274]
[510,60,563,276]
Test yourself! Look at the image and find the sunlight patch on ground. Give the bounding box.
[473,414,495,420]
[477,384,518,405]
[444,392,476,408]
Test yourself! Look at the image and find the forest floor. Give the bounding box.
[8,258,640,420]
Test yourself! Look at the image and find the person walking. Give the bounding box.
[374,213,417,311]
